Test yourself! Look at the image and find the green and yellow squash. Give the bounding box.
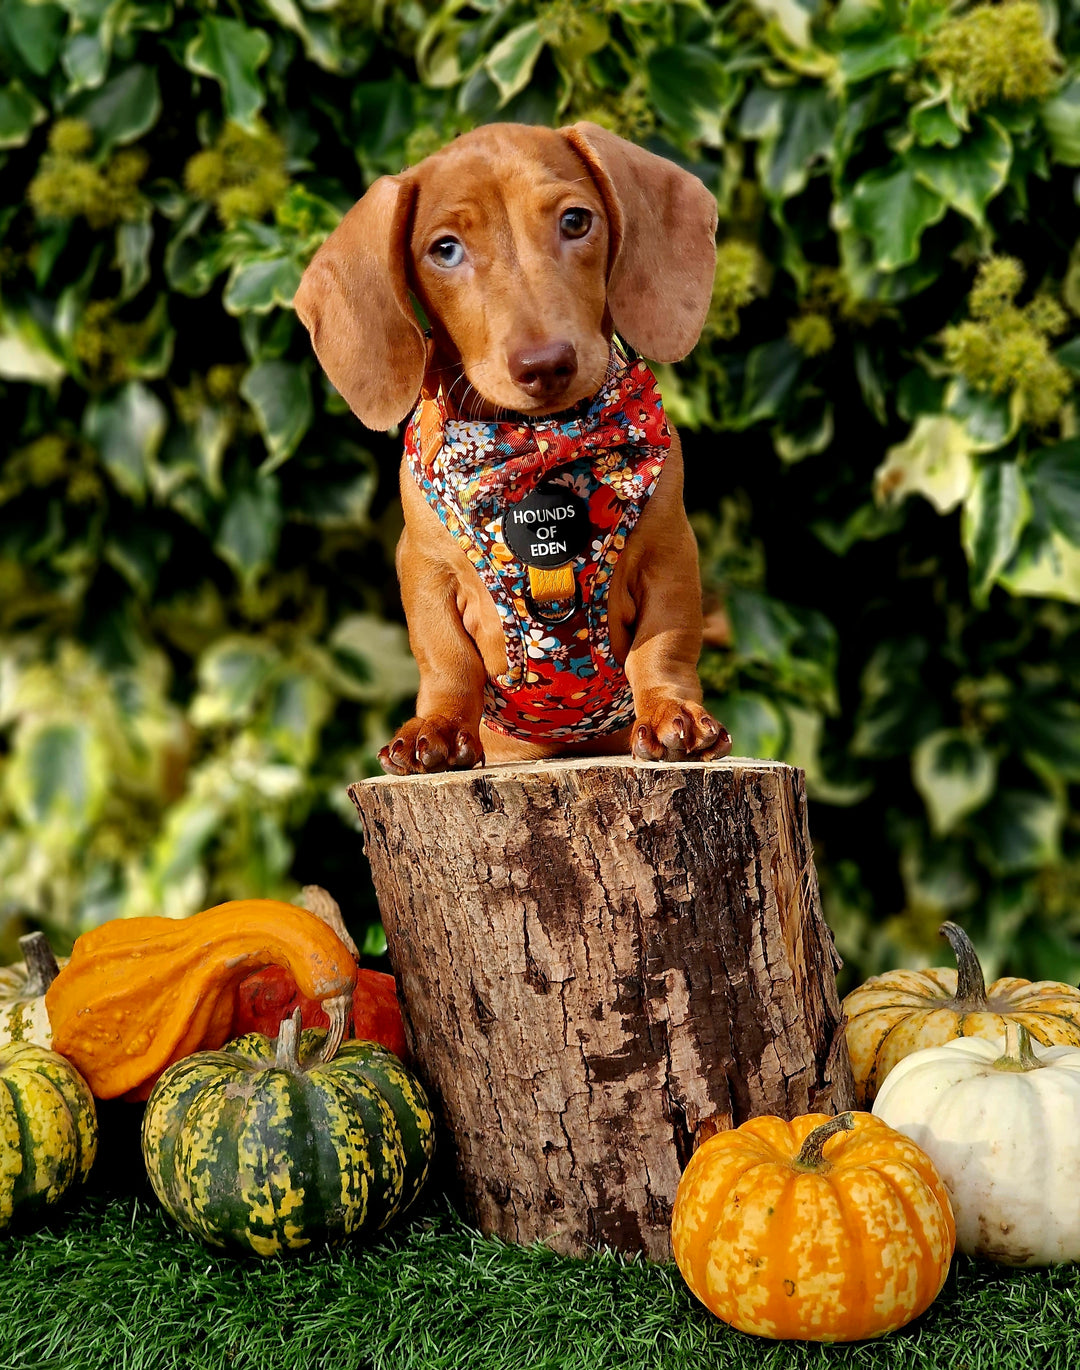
[141,1010,435,1256]
[0,933,64,1049]
[0,1041,98,1229]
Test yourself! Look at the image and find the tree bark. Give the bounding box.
[349,756,854,1261]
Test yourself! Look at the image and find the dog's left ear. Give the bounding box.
[562,122,717,363]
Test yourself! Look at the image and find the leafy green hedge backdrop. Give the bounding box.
[1,0,1079,986]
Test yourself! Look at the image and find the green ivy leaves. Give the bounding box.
[66,63,161,151]
[5,720,109,843]
[0,1,66,80]
[647,45,734,147]
[83,382,168,503]
[184,17,271,130]
[837,119,1011,276]
[907,118,1011,229]
[224,256,304,316]
[962,461,1030,606]
[485,21,546,105]
[0,82,46,148]
[883,435,1080,610]
[1028,441,1080,544]
[912,731,998,837]
[1042,76,1080,163]
[240,361,313,473]
[739,85,836,198]
[841,166,947,272]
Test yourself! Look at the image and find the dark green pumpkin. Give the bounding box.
[0,1041,98,1229]
[140,1012,435,1256]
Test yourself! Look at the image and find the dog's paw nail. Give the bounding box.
[702,726,733,760]
[633,723,664,761]
[389,739,405,759]
[378,743,406,775]
[454,731,479,766]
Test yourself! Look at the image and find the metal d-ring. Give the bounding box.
[524,580,583,625]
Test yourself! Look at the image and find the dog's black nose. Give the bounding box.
[508,341,578,401]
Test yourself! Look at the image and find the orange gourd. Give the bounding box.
[671,1112,955,1343]
[232,964,409,1060]
[45,900,357,1101]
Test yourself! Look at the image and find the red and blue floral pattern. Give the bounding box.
[404,345,670,742]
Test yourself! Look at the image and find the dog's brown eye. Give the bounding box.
[560,208,592,239]
[429,237,465,268]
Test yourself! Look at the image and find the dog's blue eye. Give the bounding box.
[560,208,592,239]
[429,238,465,268]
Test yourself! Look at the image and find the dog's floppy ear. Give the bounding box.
[293,175,425,431]
[562,122,717,363]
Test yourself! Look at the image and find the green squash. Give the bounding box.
[0,1041,98,1229]
[141,1011,435,1256]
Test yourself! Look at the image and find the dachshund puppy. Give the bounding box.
[295,122,731,775]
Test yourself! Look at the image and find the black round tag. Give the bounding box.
[502,484,591,568]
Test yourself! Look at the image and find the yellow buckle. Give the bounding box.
[527,564,576,604]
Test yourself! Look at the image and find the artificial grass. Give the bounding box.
[4,1170,1080,1370]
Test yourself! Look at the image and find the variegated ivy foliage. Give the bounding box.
[0,0,1078,980]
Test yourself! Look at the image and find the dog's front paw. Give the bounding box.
[378,716,483,776]
[631,700,732,763]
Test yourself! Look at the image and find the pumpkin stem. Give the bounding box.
[940,921,988,1008]
[993,1018,1044,1073]
[792,1112,855,1172]
[18,932,61,996]
[275,1008,304,1072]
[301,885,360,960]
[318,994,349,1065]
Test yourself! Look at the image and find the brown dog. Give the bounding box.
[295,122,731,775]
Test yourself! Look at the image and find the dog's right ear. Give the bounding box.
[293,175,425,431]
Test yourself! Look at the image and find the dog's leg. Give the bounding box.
[379,529,488,776]
[626,642,731,762]
[620,445,733,764]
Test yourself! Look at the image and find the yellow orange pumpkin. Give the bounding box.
[842,921,1080,1106]
[671,1112,955,1343]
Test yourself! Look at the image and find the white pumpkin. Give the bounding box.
[873,1022,1080,1266]
[0,932,62,1048]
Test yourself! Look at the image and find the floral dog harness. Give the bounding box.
[404,344,670,742]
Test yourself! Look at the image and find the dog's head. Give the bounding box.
[294,122,718,431]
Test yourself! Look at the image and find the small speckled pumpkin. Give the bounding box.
[671,1112,955,1343]
[0,1041,97,1229]
[141,1011,435,1256]
[842,921,1080,1106]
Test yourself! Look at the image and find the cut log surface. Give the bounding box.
[349,756,854,1261]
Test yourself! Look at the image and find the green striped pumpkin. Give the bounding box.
[141,1012,435,1256]
[0,1042,98,1229]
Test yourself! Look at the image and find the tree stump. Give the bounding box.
[349,756,854,1261]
